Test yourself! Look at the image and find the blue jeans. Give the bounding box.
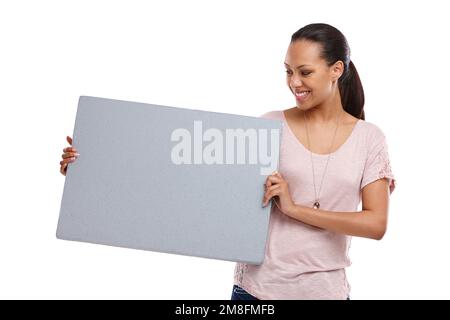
[231,284,350,300]
[230,285,259,300]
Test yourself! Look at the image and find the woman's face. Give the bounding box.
[284,40,343,111]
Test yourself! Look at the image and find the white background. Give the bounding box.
[1,0,449,299]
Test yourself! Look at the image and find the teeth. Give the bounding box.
[295,91,310,96]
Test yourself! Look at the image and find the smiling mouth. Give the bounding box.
[294,90,311,101]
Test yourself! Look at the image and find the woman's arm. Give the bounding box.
[283,178,390,240]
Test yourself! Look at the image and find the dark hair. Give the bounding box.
[290,23,365,120]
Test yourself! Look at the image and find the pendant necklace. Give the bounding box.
[304,110,342,209]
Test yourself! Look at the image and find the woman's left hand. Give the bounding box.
[262,171,296,216]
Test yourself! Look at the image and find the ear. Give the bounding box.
[331,60,345,82]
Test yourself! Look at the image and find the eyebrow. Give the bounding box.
[284,62,311,69]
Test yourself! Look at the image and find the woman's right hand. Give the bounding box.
[60,136,80,176]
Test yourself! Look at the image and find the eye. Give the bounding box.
[285,70,312,76]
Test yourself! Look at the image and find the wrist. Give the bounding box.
[285,202,298,217]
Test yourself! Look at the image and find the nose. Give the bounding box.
[289,74,303,87]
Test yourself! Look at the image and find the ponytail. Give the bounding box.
[339,60,365,120]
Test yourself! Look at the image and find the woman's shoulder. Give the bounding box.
[357,119,388,145]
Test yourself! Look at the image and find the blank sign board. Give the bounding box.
[56,96,282,264]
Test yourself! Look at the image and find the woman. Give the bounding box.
[60,23,396,300]
[231,23,396,300]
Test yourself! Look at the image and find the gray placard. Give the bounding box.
[56,96,282,264]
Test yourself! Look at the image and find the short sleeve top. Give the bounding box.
[233,110,396,300]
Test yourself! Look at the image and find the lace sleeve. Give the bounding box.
[361,134,396,194]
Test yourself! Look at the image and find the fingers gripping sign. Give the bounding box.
[262,170,296,216]
[60,135,80,176]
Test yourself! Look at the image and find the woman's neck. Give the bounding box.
[304,106,344,124]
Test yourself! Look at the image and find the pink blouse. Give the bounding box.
[233,110,396,300]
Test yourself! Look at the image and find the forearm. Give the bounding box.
[284,204,386,240]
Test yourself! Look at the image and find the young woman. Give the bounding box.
[231,23,396,300]
[60,23,396,300]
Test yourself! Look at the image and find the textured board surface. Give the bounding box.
[56,96,282,264]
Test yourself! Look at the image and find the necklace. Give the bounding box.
[304,110,342,209]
